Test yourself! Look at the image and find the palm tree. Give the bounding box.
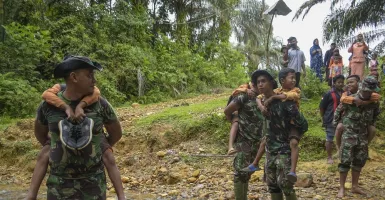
[292,0,385,53]
[233,0,281,71]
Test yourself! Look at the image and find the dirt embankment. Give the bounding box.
[1,93,385,200]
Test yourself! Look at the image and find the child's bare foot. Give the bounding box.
[327,157,334,164]
[337,187,345,198]
[352,186,366,195]
[227,147,237,155]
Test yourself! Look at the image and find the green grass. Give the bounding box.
[301,98,325,139]
[300,98,329,161]
[0,116,18,131]
[136,97,228,126]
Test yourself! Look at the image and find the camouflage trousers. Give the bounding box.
[233,139,259,200]
[47,172,107,200]
[338,133,368,173]
[265,153,295,196]
[233,140,259,182]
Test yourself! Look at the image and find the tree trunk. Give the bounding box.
[0,0,4,42]
[174,0,189,44]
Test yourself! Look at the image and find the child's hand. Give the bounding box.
[264,97,273,107]
[353,96,364,106]
[247,89,253,98]
[64,106,75,122]
[260,106,269,116]
[74,106,86,123]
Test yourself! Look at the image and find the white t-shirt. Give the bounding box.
[288,48,306,73]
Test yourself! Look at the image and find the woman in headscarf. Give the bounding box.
[310,39,323,81]
[348,33,369,81]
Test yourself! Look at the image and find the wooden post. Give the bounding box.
[265,12,275,68]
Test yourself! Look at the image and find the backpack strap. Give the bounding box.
[331,90,338,111]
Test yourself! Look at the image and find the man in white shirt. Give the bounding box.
[288,37,306,88]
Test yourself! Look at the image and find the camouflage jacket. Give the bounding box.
[232,93,264,143]
[333,93,380,135]
[265,99,306,155]
[36,92,118,179]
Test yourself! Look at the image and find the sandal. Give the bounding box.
[287,172,297,183]
[241,164,261,172]
[227,148,237,155]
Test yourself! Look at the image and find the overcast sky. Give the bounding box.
[261,0,350,66]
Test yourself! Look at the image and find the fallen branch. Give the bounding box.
[189,154,235,158]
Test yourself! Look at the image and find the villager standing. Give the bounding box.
[348,33,369,81]
[310,39,323,81]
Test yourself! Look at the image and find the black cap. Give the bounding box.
[251,70,278,89]
[54,56,103,78]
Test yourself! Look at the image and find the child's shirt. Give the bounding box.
[257,87,301,107]
[231,83,250,97]
[42,84,101,108]
[340,91,380,105]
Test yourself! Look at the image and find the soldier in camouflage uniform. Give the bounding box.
[254,70,307,200]
[34,56,123,200]
[333,77,380,198]
[224,72,264,200]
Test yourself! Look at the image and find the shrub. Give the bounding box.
[0,73,41,117]
[300,68,329,99]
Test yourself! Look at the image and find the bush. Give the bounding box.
[0,73,41,118]
[300,68,330,99]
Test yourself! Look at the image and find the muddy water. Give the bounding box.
[0,184,156,200]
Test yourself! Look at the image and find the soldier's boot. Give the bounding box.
[234,181,248,200]
[284,193,297,200]
[271,193,284,200]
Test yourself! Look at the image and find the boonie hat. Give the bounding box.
[251,70,278,89]
[54,56,103,78]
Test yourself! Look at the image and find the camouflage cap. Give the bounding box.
[360,77,380,92]
[251,70,278,89]
[54,55,103,78]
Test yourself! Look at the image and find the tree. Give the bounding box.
[293,0,385,53]
[233,0,281,71]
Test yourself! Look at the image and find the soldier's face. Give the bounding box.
[346,77,358,93]
[72,68,96,96]
[257,75,272,94]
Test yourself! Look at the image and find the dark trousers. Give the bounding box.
[325,67,330,82]
[295,72,301,88]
